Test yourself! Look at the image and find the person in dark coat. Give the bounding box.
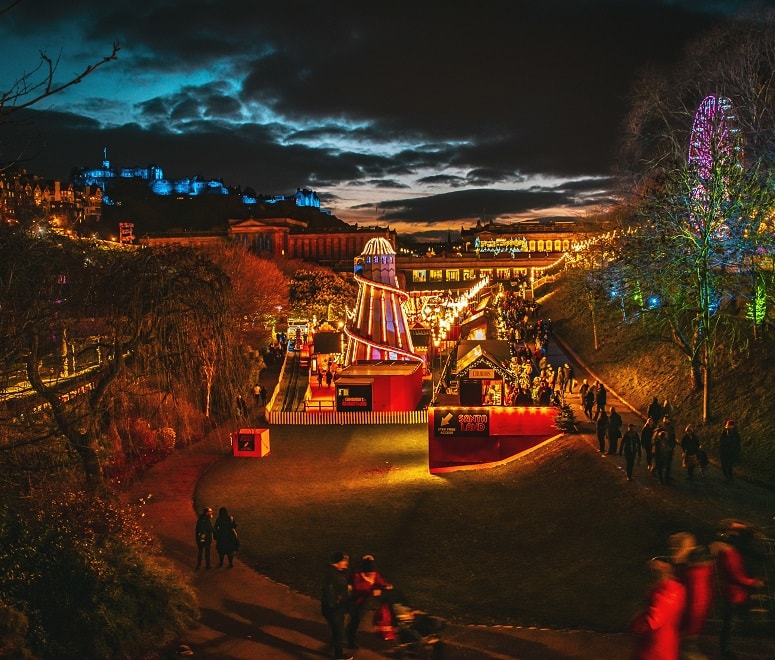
[647,396,662,425]
[658,416,677,483]
[641,418,656,471]
[652,430,668,484]
[195,507,214,569]
[594,382,607,420]
[321,552,353,660]
[680,425,701,481]
[621,423,641,481]
[583,384,595,421]
[213,507,239,568]
[719,419,742,481]
[607,406,623,455]
[596,409,609,453]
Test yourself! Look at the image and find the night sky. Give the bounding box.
[0,0,760,238]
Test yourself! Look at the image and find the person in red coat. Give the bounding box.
[631,558,687,660]
[669,532,714,658]
[711,521,765,659]
[346,554,393,648]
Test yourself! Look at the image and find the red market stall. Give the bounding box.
[335,361,424,412]
[428,405,558,473]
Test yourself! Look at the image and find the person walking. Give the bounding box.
[621,423,641,481]
[711,520,765,660]
[583,383,595,421]
[213,507,239,568]
[594,382,607,421]
[669,532,714,660]
[647,396,663,426]
[607,406,623,455]
[630,557,686,660]
[641,418,656,472]
[195,506,214,570]
[596,408,609,454]
[680,425,701,482]
[719,419,742,482]
[652,430,668,485]
[321,551,353,660]
[346,554,393,649]
[659,416,677,484]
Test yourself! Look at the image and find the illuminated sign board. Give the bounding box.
[433,409,490,437]
[469,368,495,379]
[336,384,373,412]
[474,237,528,254]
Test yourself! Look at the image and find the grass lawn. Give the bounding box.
[195,283,775,636]
[195,422,775,632]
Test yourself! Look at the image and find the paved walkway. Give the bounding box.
[124,342,775,659]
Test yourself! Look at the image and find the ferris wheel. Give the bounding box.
[688,95,742,178]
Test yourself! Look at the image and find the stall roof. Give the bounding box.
[456,340,511,372]
[460,309,487,328]
[338,361,422,377]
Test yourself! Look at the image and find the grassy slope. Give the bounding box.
[539,284,775,488]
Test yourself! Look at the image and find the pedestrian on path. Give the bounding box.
[347,554,393,649]
[195,507,214,570]
[711,520,765,659]
[630,557,686,660]
[641,418,656,472]
[321,551,353,660]
[213,507,239,568]
[621,424,641,481]
[719,419,741,482]
[596,408,609,453]
[680,425,701,481]
[583,383,595,421]
[669,532,714,659]
[607,406,623,455]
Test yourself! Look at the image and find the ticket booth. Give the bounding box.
[231,428,270,458]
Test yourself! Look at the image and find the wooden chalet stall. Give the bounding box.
[454,340,515,406]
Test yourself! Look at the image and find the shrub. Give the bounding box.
[0,487,197,659]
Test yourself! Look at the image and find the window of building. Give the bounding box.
[446,269,460,281]
[563,239,570,251]
[429,269,443,282]
[529,240,536,252]
[462,268,476,281]
[496,268,510,280]
[554,239,562,251]
[537,240,545,252]
[413,270,427,282]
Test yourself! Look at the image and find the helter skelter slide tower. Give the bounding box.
[343,237,423,364]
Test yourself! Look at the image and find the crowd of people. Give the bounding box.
[631,520,766,660]
[582,386,743,487]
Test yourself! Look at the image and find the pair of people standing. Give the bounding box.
[194,506,239,569]
[320,552,393,659]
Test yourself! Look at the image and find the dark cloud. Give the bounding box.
[0,0,757,233]
[372,188,573,223]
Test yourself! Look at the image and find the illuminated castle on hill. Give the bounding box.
[344,237,422,364]
[75,147,321,209]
